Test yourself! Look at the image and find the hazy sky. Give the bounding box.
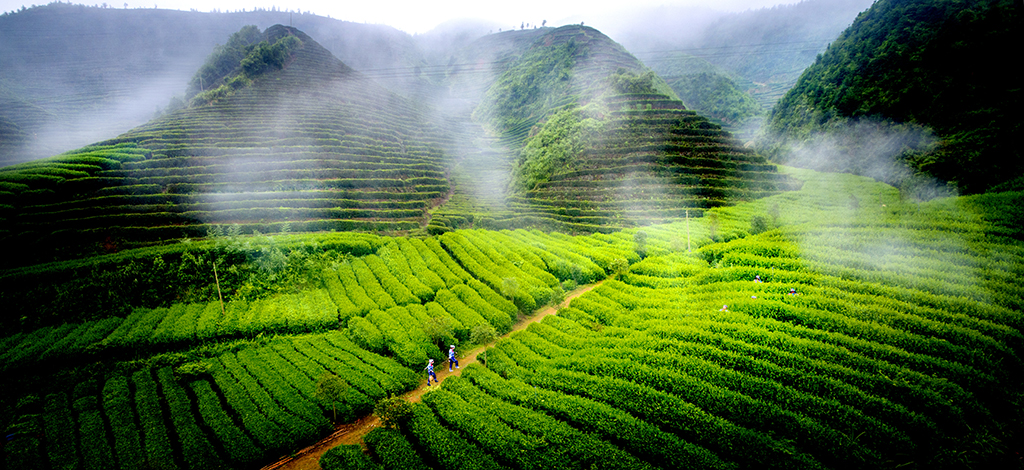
[2,0,796,34]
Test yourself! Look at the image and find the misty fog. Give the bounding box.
[0,0,875,167]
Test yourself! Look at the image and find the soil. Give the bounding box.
[260,280,603,470]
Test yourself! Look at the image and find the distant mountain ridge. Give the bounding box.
[0,3,430,165]
[0,24,452,266]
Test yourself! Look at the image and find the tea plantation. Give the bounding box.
[2,167,1021,469]
[0,26,448,268]
[0,18,1022,470]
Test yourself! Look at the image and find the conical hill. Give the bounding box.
[510,95,798,231]
[0,25,449,265]
[430,26,799,234]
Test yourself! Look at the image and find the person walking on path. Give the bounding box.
[425,359,438,385]
[448,345,460,372]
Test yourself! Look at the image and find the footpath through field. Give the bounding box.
[263,280,604,470]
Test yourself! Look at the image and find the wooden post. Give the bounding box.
[213,262,225,315]
[686,209,691,252]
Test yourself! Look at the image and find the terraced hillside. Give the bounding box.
[510,94,797,231]
[0,3,439,165]
[2,169,1021,470]
[474,26,677,148]
[430,26,797,234]
[0,25,449,267]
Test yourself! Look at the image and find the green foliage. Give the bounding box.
[374,395,413,430]
[766,0,1021,193]
[476,36,580,138]
[174,360,211,380]
[634,230,648,258]
[500,277,520,300]
[316,373,350,423]
[320,445,384,470]
[610,258,630,279]
[188,25,263,98]
[347,316,385,354]
[364,427,431,470]
[189,29,302,106]
[1,231,373,332]
[470,323,498,346]
[669,72,760,124]
[512,107,602,191]
[240,35,301,76]
[749,215,770,235]
[423,315,458,351]
[2,166,1023,470]
[609,68,659,95]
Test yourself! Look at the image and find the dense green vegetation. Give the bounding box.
[431,29,794,235]
[188,25,266,98]
[189,26,303,106]
[472,26,676,148]
[5,168,1020,470]
[468,91,799,234]
[2,7,1022,470]
[668,72,761,126]
[643,53,762,129]
[764,0,1022,193]
[511,106,602,191]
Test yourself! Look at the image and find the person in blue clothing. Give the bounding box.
[425,359,438,385]
[448,345,460,372]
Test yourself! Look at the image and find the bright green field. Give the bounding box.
[2,166,1022,470]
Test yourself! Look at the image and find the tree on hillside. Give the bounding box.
[609,68,658,94]
[423,316,456,351]
[610,258,629,279]
[315,373,349,422]
[634,230,648,255]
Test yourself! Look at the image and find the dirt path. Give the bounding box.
[260,280,602,468]
[262,281,603,470]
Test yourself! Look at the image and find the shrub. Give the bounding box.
[320,445,383,470]
[374,396,413,430]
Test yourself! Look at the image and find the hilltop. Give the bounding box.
[421,26,799,234]
[0,3,430,166]
[762,0,1022,194]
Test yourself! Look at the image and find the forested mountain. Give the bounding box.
[763,0,1022,194]
[688,0,875,85]
[630,0,875,136]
